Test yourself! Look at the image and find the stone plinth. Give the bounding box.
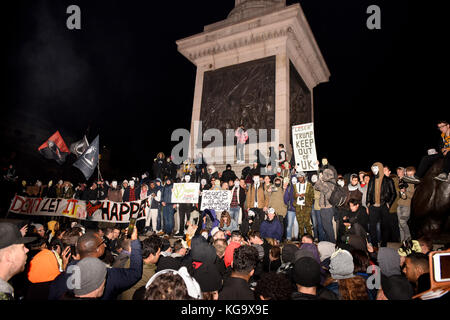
[176,2,330,164]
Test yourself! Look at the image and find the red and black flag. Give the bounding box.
[38,131,70,165]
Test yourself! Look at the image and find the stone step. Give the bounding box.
[213,163,253,179]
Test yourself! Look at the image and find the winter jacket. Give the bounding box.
[201,210,219,232]
[267,185,287,217]
[219,277,254,300]
[221,169,237,183]
[259,218,283,242]
[161,183,174,204]
[122,187,139,202]
[397,181,415,207]
[313,169,336,209]
[246,183,268,210]
[366,163,396,208]
[119,261,156,300]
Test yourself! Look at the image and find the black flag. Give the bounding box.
[38,131,70,165]
[70,135,89,157]
[73,135,99,180]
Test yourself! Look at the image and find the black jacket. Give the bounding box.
[291,286,338,300]
[366,175,396,208]
[218,277,255,300]
[221,169,237,183]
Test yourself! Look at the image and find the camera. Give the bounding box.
[398,180,408,190]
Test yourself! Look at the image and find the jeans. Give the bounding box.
[311,208,325,241]
[397,205,411,241]
[369,205,396,246]
[157,207,162,231]
[236,143,245,162]
[286,210,296,240]
[162,205,175,234]
[229,207,240,223]
[320,207,336,243]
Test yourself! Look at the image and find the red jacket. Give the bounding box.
[224,241,241,268]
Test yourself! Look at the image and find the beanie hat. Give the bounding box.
[281,244,299,264]
[293,257,321,287]
[211,227,220,238]
[74,257,107,296]
[317,241,336,262]
[192,263,223,292]
[329,249,354,279]
[28,249,61,283]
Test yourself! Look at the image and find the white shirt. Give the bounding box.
[296,182,307,206]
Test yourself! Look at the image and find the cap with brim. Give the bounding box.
[0,223,36,250]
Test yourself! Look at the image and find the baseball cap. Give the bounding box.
[0,222,36,250]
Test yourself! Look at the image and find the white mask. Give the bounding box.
[129,181,135,187]
[234,181,239,187]
[201,179,207,186]
[371,166,379,175]
[111,181,118,188]
[311,175,318,183]
[337,180,345,187]
[291,177,298,184]
[201,232,208,240]
[184,175,191,183]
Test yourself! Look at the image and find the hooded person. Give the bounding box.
[122,179,139,202]
[207,165,219,182]
[314,168,337,243]
[377,247,401,277]
[246,174,268,232]
[161,178,176,235]
[26,248,63,300]
[189,235,217,270]
[188,236,223,298]
[277,244,299,282]
[47,221,59,243]
[366,162,397,247]
[200,209,219,235]
[317,241,336,270]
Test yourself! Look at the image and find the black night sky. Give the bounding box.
[1,0,447,182]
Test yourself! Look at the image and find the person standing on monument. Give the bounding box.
[235,125,248,164]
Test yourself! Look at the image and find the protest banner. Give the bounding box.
[200,190,232,212]
[292,122,319,171]
[171,183,200,203]
[8,195,151,223]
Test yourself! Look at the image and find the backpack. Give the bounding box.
[329,183,348,207]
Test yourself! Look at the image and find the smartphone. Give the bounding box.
[127,217,137,238]
[432,252,450,282]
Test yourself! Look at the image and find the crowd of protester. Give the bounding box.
[1,119,449,301]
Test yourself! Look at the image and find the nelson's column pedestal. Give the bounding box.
[176,0,330,169]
